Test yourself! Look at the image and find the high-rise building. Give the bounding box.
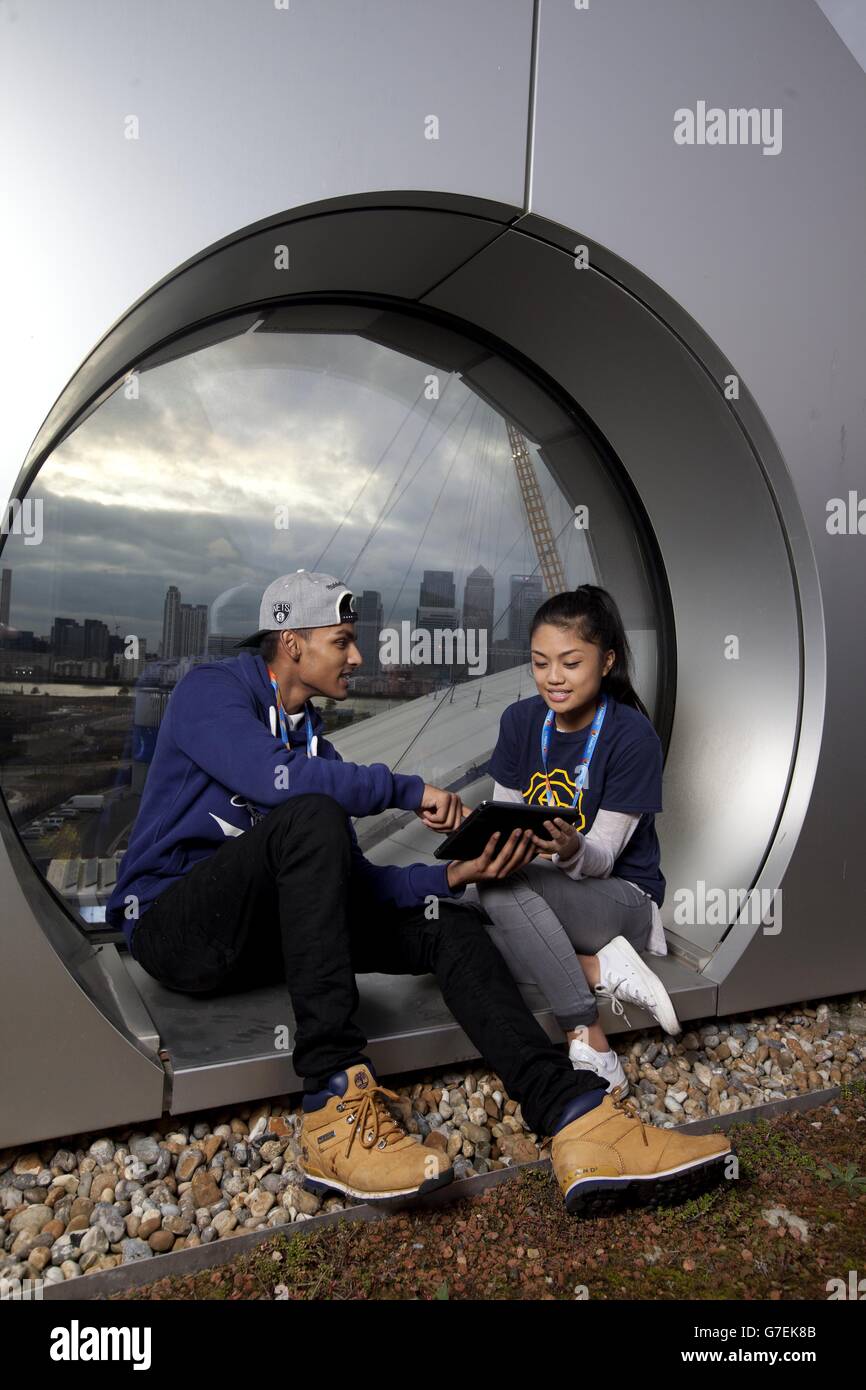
[462,564,494,633]
[180,603,208,657]
[161,586,181,659]
[206,634,242,658]
[161,586,208,658]
[415,604,461,679]
[509,573,545,649]
[420,570,455,608]
[355,589,383,676]
[0,568,10,627]
[415,605,461,632]
[488,637,532,673]
[83,618,110,660]
[52,617,85,659]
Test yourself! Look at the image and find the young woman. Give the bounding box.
[475,583,679,1097]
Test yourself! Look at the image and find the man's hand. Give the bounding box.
[446,827,538,890]
[528,816,582,862]
[414,784,464,833]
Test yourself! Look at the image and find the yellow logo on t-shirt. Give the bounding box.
[524,770,586,830]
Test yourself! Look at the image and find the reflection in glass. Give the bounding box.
[0,305,661,931]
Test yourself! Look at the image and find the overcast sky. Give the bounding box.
[3,325,598,649]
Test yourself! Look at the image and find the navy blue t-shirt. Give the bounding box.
[486,693,665,907]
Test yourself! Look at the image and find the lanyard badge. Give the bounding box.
[268,667,315,758]
[540,696,607,808]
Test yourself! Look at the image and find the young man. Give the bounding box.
[106,570,732,1214]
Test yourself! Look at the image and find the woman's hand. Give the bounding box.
[528,816,582,862]
[446,828,538,889]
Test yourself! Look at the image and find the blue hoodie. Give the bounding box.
[105,650,465,945]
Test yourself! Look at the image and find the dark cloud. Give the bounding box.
[2,329,589,646]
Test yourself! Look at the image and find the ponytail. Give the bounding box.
[529,583,650,720]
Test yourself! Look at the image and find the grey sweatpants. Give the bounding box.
[470,860,654,1031]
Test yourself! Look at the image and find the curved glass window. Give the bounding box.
[0,302,665,932]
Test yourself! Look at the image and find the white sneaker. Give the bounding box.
[567,1037,630,1098]
[594,935,681,1037]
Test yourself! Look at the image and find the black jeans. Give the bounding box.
[130,793,606,1137]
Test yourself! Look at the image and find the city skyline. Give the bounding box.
[0,561,559,683]
[1,558,561,678]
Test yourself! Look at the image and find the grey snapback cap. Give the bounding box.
[234,570,358,649]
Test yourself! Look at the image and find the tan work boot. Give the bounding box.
[299,1064,453,1204]
[551,1091,732,1216]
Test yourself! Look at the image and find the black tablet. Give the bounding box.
[433,800,583,861]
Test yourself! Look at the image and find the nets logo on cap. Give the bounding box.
[273,602,292,624]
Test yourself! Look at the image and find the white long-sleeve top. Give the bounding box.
[491,780,667,956]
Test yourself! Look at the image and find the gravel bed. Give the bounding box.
[115,1080,866,1301]
[2,993,864,1288]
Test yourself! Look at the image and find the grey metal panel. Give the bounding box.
[124,953,715,1117]
[528,0,865,1008]
[0,811,166,1148]
[125,960,561,1115]
[422,228,803,957]
[95,946,162,1058]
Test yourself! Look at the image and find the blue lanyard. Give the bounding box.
[268,669,314,758]
[540,696,607,807]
